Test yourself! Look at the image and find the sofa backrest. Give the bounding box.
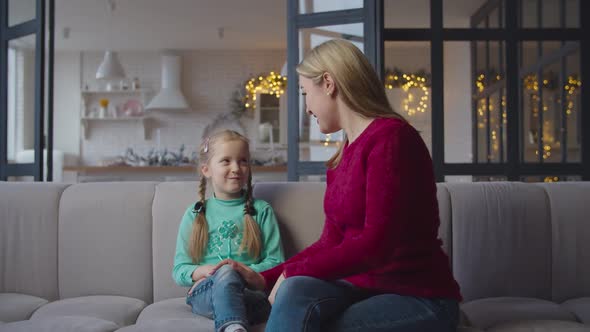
[0,183,69,302]
[2,181,589,305]
[538,182,590,302]
[151,182,199,302]
[446,182,553,301]
[57,182,156,303]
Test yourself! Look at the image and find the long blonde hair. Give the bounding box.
[296,39,406,168]
[189,130,262,262]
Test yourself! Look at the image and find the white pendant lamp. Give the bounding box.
[95,0,125,81]
[95,50,126,80]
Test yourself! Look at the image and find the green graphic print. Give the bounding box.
[207,220,243,260]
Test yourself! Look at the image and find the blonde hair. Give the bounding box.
[296,39,406,168]
[189,130,262,262]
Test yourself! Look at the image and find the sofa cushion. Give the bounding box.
[562,297,590,323]
[0,293,48,322]
[135,297,195,322]
[435,184,452,260]
[151,182,200,302]
[30,295,146,327]
[58,183,156,303]
[487,319,590,332]
[117,320,265,332]
[0,316,118,332]
[253,182,326,258]
[461,297,578,330]
[0,183,69,302]
[537,182,590,303]
[446,182,552,301]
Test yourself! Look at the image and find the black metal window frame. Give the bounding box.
[382,0,588,181]
[0,0,54,181]
[286,0,378,180]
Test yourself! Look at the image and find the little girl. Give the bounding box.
[172,130,284,332]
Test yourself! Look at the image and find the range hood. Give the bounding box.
[146,54,190,110]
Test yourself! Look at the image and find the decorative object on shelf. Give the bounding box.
[384,68,430,116]
[99,98,109,118]
[131,77,140,90]
[122,99,143,116]
[95,0,126,81]
[116,145,196,167]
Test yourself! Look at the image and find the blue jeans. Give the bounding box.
[265,276,459,332]
[186,265,271,332]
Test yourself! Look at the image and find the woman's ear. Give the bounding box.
[322,72,335,96]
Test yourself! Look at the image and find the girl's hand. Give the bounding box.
[208,258,234,275]
[268,273,285,305]
[191,264,216,282]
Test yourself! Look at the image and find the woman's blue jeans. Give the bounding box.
[265,276,459,332]
[186,265,271,332]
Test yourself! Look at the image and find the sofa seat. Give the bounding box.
[29,295,146,328]
[0,316,118,332]
[486,319,590,332]
[135,297,196,322]
[119,297,264,332]
[562,298,590,324]
[461,297,579,330]
[0,293,48,323]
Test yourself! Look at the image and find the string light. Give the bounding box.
[243,71,287,110]
[384,69,430,116]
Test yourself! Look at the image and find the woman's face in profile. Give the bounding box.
[299,75,340,134]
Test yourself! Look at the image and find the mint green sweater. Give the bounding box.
[172,195,284,287]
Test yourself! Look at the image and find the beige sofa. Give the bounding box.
[0,181,589,332]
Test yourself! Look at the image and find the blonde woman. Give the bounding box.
[214,40,462,332]
[173,130,284,332]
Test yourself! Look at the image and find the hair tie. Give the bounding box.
[244,205,256,216]
[193,201,205,214]
[203,137,210,153]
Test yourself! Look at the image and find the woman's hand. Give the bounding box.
[268,273,285,305]
[231,261,267,291]
[210,259,266,291]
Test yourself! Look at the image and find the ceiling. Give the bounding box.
[52,0,486,51]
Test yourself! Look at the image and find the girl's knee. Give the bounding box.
[212,264,241,283]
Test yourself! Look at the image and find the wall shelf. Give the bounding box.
[81,116,151,139]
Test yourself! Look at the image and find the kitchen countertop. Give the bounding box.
[63,165,287,173]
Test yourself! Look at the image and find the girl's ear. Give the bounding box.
[201,164,211,178]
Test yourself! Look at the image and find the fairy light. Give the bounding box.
[243,71,287,110]
[384,70,430,116]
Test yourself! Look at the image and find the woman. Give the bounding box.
[212,39,462,332]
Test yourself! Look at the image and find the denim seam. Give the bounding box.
[216,316,248,332]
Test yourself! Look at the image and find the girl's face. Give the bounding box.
[300,75,340,134]
[201,139,250,200]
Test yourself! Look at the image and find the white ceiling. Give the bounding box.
[52,0,487,51]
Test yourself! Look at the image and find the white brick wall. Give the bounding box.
[77,50,285,165]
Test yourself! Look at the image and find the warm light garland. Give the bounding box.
[384,69,430,116]
[243,71,287,110]
[475,71,581,163]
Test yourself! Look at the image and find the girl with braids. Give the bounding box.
[172,130,284,332]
